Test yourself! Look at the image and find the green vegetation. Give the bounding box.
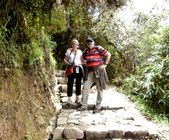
[120,13,169,120]
[1,1,169,137]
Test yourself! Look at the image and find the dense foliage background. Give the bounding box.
[1,0,169,127]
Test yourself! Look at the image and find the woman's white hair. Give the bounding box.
[71,39,79,45]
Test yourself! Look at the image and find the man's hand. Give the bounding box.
[99,64,107,70]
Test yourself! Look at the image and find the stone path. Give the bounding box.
[46,70,169,140]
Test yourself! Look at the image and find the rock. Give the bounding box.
[60,92,67,97]
[61,97,68,103]
[58,85,67,92]
[55,71,65,77]
[109,130,125,138]
[85,129,108,140]
[53,103,62,113]
[53,127,64,140]
[49,116,57,126]
[63,127,84,139]
[57,77,66,84]
[36,115,46,126]
[46,126,55,134]
[124,130,149,139]
[57,117,67,126]
[67,119,79,125]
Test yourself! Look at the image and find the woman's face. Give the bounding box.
[72,43,79,50]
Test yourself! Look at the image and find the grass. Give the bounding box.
[127,94,169,125]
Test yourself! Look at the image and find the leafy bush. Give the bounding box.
[122,26,169,115]
[0,28,56,71]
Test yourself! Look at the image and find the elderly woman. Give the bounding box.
[64,39,83,104]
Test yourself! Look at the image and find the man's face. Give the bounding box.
[87,41,94,49]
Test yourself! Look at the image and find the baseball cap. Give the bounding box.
[86,36,94,43]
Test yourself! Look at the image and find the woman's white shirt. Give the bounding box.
[65,48,82,66]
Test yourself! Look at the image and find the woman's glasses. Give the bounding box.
[74,43,79,46]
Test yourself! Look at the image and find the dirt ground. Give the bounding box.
[0,69,54,140]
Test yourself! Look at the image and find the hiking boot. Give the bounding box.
[75,96,81,104]
[67,98,74,105]
[93,107,101,113]
[77,107,87,111]
[48,133,53,140]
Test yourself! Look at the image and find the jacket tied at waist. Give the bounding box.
[94,68,109,89]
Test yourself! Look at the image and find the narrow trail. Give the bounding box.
[46,70,169,140]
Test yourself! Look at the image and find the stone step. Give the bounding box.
[57,77,67,85]
[55,108,159,139]
[62,103,124,111]
[55,70,65,77]
[53,124,158,140]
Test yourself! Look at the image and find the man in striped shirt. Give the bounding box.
[78,36,111,113]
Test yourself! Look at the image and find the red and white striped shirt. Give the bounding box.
[83,45,107,71]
